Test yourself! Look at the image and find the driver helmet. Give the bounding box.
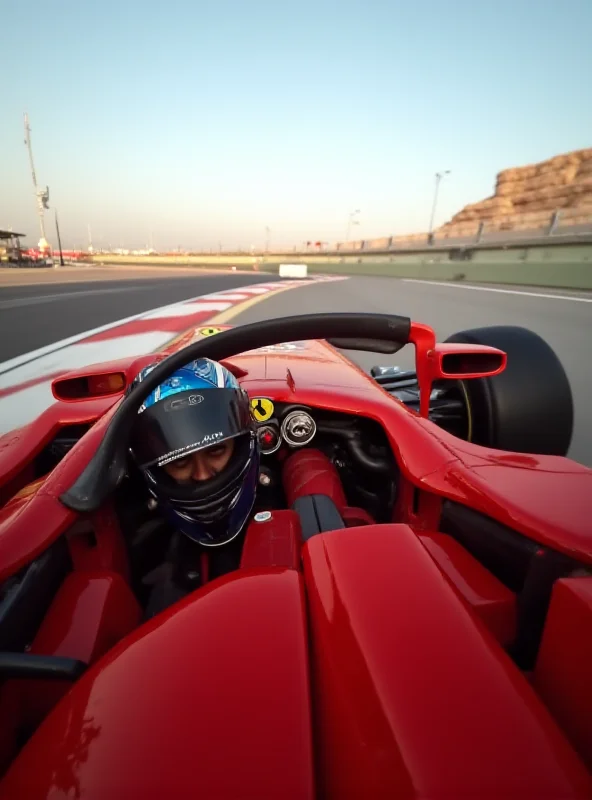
[129,357,259,547]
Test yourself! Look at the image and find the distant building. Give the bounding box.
[0,229,27,263]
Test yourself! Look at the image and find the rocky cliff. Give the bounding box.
[439,147,592,236]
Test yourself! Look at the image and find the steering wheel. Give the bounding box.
[59,312,412,513]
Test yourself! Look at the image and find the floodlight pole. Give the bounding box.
[23,113,49,247]
[55,211,65,266]
[429,171,450,235]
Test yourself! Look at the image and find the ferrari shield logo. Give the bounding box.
[198,326,223,337]
[250,397,274,422]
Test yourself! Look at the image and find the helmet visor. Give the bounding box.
[130,387,252,469]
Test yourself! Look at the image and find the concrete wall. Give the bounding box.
[298,259,592,289]
[91,242,592,290]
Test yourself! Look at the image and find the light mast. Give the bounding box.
[23,112,50,255]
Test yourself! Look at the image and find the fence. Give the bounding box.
[333,209,592,254]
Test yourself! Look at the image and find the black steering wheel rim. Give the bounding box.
[59,312,411,512]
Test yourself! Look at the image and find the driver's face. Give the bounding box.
[163,440,234,483]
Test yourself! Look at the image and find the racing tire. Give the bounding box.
[445,325,573,456]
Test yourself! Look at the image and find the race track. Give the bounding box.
[0,268,590,466]
[0,268,273,362]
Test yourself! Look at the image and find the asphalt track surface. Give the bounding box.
[1,268,590,466]
[0,268,273,362]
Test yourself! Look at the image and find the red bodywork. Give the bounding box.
[0,324,591,796]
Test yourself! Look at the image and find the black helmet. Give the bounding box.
[129,357,259,547]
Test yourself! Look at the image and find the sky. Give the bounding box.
[2,0,591,251]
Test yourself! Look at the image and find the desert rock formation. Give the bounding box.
[439,148,592,236]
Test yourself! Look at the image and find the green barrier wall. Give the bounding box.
[91,243,592,289]
[298,259,592,288]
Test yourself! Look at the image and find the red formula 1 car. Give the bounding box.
[0,312,591,798]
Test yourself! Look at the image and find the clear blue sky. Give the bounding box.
[2,0,591,250]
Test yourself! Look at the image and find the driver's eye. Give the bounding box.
[207,445,226,457]
[170,456,190,469]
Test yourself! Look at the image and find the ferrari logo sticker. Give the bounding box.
[250,397,274,422]
[198,326,223,337]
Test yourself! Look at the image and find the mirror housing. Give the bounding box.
[52,371,127,402]
[409,322,507,418]
[427,343,506,380]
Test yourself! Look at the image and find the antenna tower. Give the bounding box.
[23,112,50,251]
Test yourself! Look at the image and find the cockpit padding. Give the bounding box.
[292,495,346,541]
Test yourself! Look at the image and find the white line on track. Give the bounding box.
[401,279,592,302]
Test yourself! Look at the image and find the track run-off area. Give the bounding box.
[0,265,590,466]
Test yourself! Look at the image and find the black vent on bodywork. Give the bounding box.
[440,500,583,669]
[35,424,92,476]
[370,367,469,439]
[440,500,539,592]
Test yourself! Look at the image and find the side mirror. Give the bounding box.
[410,330,508,419]
[52,371,127,402]
[427,343,506,380]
